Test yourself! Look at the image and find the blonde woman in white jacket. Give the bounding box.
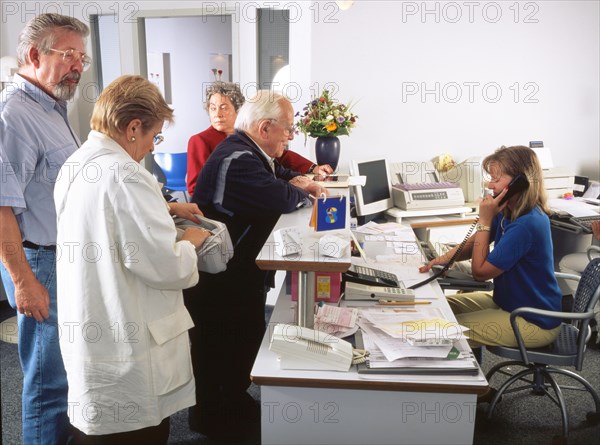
[54,75,210,444]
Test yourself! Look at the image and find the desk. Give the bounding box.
[253,209,488,445]
[252,286,488,445]
[256,201,351,327]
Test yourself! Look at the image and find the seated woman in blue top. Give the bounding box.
[420,145,561,348]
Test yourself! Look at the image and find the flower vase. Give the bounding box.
[314,136,341,172]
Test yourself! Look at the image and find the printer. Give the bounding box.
[390,161,466,211]
[530,143,575,199]
[543,167,574,199]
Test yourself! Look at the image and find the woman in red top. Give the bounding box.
[187,82,332,194]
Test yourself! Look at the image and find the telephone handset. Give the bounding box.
[498,174,529,205]
[269,323,353,372]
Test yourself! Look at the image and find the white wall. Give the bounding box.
[1,0,598,180]
[145,16,231,153]
[307,1,600,180]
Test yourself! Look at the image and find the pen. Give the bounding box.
[377,301,432,306]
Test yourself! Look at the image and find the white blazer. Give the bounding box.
[55,131,199,435]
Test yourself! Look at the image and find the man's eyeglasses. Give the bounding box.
[270,119,295,135]
[48,48,92,71]
[154,134,164,145]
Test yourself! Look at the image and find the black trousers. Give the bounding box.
[184,270,267,433]
[69,417,170,445]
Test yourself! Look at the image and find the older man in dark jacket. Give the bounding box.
[186,91,326,442]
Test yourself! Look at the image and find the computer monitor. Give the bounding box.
[349,159,394,223]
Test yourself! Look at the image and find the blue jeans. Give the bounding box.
[1,248,70,444]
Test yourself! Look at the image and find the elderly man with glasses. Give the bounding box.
[185,90,327,442]
[0,13,89,444]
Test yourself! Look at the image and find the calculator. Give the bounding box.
[343,264,401,288]
[344,281,415,301]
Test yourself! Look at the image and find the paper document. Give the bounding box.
[355,331,481,379]
[583,182,600,199]
[549,198,599,217]
[355,221,415,238]
[315,304,357,328]
[375,253,426,268]
[314,305,358,337]
[362,310,468,341]
[358,318,452,361]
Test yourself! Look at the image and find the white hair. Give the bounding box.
[235,90,288,131]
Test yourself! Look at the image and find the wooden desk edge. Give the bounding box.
[409,217,478,229]
[251,375,489,395]
[256,259,351,272]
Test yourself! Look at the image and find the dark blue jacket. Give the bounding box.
[192,130,309,290]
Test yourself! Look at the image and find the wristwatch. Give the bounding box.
[307,164,317,174]
[476,223,491,232]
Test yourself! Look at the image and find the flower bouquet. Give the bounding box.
[295,89,358,143]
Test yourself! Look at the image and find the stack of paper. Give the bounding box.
[314,304,358,337]
[355,308,478,375]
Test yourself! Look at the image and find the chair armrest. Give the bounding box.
[508,306,595,366]
[510,307,593,323]
[555,272,581,282]
[587,245,600,261]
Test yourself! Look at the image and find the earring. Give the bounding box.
[130,137,136,142]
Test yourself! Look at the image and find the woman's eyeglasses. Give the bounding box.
[48,48,92,71]
[153,134,164,145]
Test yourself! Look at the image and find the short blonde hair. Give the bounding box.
[90,75,174,139]
[483,145,550,220]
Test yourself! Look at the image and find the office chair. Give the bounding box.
[485,258,600,440]
[587,245,600,261]
[153,152,189,202]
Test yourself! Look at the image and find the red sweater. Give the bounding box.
[278,149,314,174]
[187,126,315,194]
[187,126,226,194]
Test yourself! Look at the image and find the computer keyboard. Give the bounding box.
[569,215,600,233]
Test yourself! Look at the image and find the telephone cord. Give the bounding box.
[408,217,479,290]
[351,348,370,365]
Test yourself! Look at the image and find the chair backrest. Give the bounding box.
[569,258,600,369]
[573,258,600,317]
[153,152,187,189]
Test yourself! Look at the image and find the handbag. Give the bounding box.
[175,215,234,274]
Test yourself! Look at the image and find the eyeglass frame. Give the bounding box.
[48,48,92,70]
[269,119,296,135]
[153,134,164,145]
